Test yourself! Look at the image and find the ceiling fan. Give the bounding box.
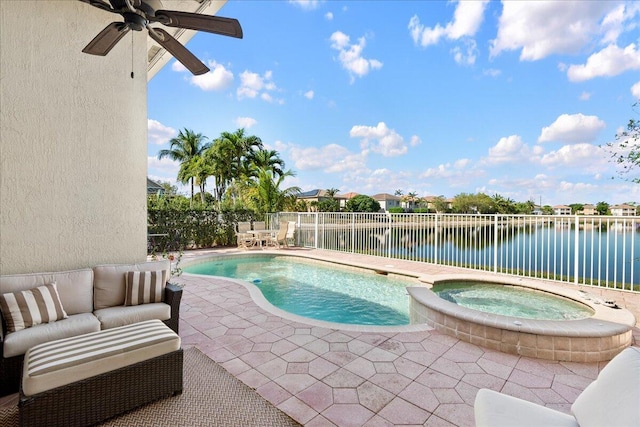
[79,0,242,75]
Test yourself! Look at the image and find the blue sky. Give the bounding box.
[148,0,640,206]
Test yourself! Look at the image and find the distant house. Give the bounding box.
[422,196,453,212]
[337,192,359,210]
[371,193,401,212]
[582,204,597,215]
[553,205,572,215]
[532,205,543,215]
[296,189,345,211]
[610,204,636,216]
[147,178,164,196]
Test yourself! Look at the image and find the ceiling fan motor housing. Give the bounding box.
[123,12,147,31]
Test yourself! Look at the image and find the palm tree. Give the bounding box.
[249,149,285,178]
[252,169,300,214]
[217,128,263,180]
[158,129,210,206]
[325,188,340,199]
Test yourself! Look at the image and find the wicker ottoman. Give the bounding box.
[19,320,183,427]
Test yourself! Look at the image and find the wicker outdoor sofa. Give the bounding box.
[0,259,183,397]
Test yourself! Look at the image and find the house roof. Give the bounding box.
[338,192,359,200]
[371,193,401,201]
[147,178,164,190]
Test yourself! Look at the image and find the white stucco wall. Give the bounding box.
[0,1,148,274]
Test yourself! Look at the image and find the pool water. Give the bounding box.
[432,282,594,320]
[183,256,411,325]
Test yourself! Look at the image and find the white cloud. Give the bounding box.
[147,119,176,145]
[538,113,606,143]
[237,69,281,102]
[325,12,333,20]
[484,135,532,164]
[483,68,501,77]
[408,1,489,47]
[579,91,592,101]
[304,90,315,100]
[329,31,383,82]
[490,1,615,60]
[289,0,320,10]
[349,122,407,157]
[235,117,257,128]
[418,161,484,187]
[601,3,640,45]
[539,143,608,171]
[567,43,640,82]
[451,39,478,66]
[288,143,367,174]
[409,135,421,147]
[187,61,234,91]
[632,81,640,99]
[148,156,179,175]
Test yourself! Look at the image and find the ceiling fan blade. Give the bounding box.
[148,27,210,75]
[82,22,130,56]
[152,11,243,38]
[78,0,115,13]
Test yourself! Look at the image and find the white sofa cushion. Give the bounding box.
[474,389,579,427]
[0,283,68,332]
[0,268,93,316]
[571,347,640,427]
[93,260,170,310]
[2,313,100,358]
[93,303,171,330]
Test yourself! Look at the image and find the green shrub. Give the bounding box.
[388,207,404,213]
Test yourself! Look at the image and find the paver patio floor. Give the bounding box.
[176,248,640,426]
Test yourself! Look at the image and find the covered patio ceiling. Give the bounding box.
[146,0,228,80]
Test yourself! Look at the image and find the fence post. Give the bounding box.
[494,214,499,273]
[351,214,355,253]
[434,213,439,265]
[387,213,392,259]
[314,212,319,249]
[574,215,580,285]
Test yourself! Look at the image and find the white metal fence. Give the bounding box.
[267,212,640,292]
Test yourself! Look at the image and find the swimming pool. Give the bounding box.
[183,255,413,325]
[431,281,593,320]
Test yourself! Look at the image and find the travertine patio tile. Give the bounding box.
[377,397,430,425]
[305,414,338,427]
[304,338,331,355]
[333,387,359,404]
[201,325,228,339]
[347,339,375,355]
[344,357,377,379]
[239,349,277,367]
[241,325,268,338]
[424,414,458,426]
[226,338,254,356]
[275,373,318,394]
[271,338,300,356]
[454,381,480,406]
[329,342,349,352]
[550,380,583,403]
[288,333,319,346]
[403,342,425,351]
[362,347,400,362]
[272,324,296,338]
[553,373,595,390]
[394,330,433,343]
[282,347,318,363]
[323,350,359,367]
[508,368,553,388]
[433,388,464,404]
[373,361,397,374]
[531,387,570,404]
[393,357,427,379]
[356,381,395,412]
[357,334,391,346]
[461,373,505,391]
[309,357,340,380]
[236,368,270,388]
[256,381,292,406]
[278,396,318,425]
[433,403,475,427]
[297,381,334,413]
[252,331,282,343]
[221,357,251,375]
[203,346,235,363]
[252,342,273,352]
[322,403,375,427]
[398,381,440,412]
[361,415,394,426]
[500,381,546,405]
[376,339,406,356]
[441,346,481,363]
[323,331,354,343]
[402,350,438,367]
[368,373,412,395]
[323,368,366,388]
[477,356,514,379]
[287,362,309,374]
[416,369,459,389]
[311,326,334,338]
[429,357,465,379]
[255,357,288,379]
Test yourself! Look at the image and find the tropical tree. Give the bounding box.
[251,169,300,214]
[217,128,263,180]
[431,196,450,213]
[569,203,584,214]
[345,195,380,212]
[492,194,517,214]
[157,129,210,206]
[325,188,340,198]
[605,100,639,183]
[596,201,610,215]
[249,149,285,178]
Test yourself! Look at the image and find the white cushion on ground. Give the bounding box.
[93,303,171,329]
[3,313,100,357]
[571,347,640,427]
[22,319,180,396]
[474,389,579,427]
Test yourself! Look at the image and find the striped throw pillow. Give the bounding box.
[124,270,167,306]
[0,283,68,333]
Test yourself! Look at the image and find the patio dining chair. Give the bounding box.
[236,221,257,249]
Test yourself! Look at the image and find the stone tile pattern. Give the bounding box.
[175,258,639,427]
